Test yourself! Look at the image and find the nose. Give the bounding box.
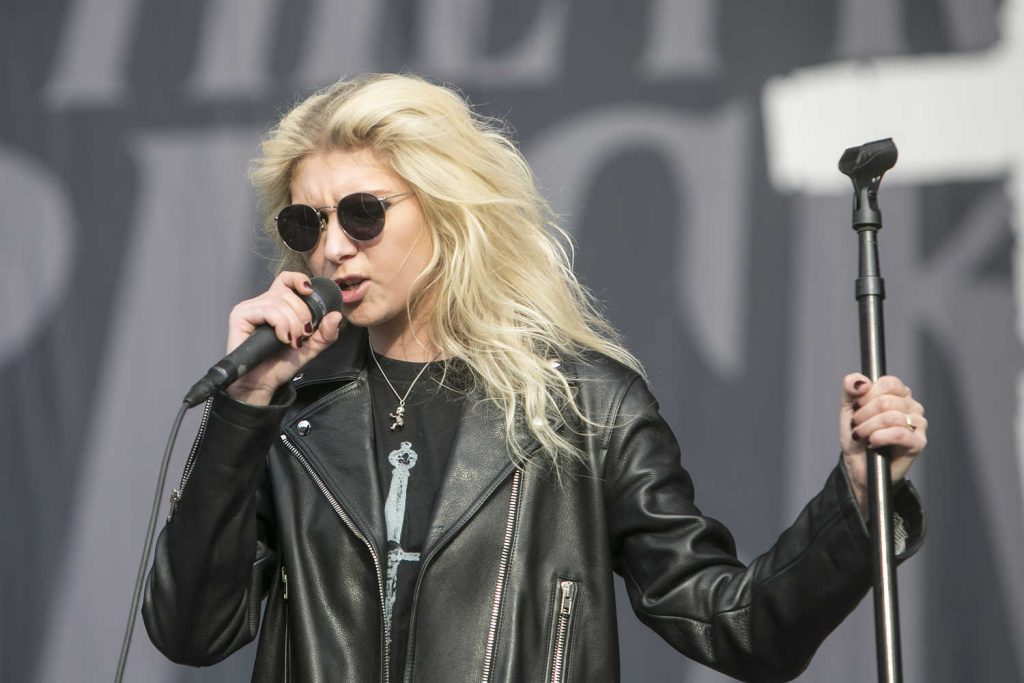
[321,211,359,262]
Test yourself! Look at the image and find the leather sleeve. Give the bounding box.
[603,375,924,682]
[142,387,294,666]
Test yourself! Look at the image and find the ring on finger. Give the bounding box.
[903,414,917,432]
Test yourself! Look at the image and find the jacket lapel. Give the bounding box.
[284,330,388,556]
[421,391,534,558]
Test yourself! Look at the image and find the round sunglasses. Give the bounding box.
[275,192,413,252]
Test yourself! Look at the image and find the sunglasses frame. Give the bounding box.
[275,191,413,252]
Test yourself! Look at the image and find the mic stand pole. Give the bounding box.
[838,138,902,683]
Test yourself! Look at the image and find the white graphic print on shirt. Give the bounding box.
[383,441,421,643]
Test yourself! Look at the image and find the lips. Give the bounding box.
[335,277,365,290]
[334,277,369,305]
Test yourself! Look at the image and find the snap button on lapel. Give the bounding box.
[296,419,311,435]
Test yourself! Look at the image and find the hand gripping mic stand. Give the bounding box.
[838,138,902,683]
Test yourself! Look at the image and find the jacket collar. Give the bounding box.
[284,327,538,560]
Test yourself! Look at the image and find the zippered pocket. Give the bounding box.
[167,398,214,522]
[548,578,578,683]
[281,565,290,683]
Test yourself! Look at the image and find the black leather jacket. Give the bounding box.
[144,331,923,682]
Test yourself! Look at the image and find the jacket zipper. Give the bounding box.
[281,565,290,683]
[549,579,577,683]
[481,469,522,683]
[167,398,214,522]
[280,433,390,683]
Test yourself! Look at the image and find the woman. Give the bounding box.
[144,73,927,682]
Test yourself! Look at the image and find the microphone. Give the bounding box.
[183,276,343,407]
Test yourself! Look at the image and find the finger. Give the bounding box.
[228,298,295,349]
[851,392,917,423]
[277,288,320,341]
[298,312,344,355]
[851,408,910,439]
[912,413,928,435]
[272,271,314,295]
[862,375,912,402]
[911,399,925,417]
[313,311,344,345]
[853,409,928,448]
[842,373,872,405]
[252,300,306,346]
[863,424,927,452]
[267,272,324,339]
[852,403,928,443]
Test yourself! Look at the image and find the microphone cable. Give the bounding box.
[114,400,190,683]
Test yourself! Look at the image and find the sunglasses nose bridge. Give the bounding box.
[311,205,341,236]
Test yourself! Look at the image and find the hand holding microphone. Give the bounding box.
[185,273,344,407]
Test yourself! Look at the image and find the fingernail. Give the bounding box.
[850,419,856,430]
[852,401,860,411]
[287,332,292,343]
[303,280,312,290]
[852,430,861,441]
[854,380,866,390]
[304,322,313,334]
[297,336,305,348]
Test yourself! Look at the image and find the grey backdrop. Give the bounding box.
[3,0,1023,681]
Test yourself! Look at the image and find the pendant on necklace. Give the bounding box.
[389,404,406,431]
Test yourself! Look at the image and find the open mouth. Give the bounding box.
[336,278,366,291]
[335,278,369,304]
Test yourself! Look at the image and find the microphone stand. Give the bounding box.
[838,138,902,683]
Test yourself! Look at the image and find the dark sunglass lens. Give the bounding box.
[338,193,385,241]
[277,205,321,251]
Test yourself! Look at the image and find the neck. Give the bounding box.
[368,326,443,362]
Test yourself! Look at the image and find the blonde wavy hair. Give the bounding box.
[250,73,643,471]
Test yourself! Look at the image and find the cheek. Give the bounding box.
[406,230,435,276]
[304,247,326,274]
[390,230,433,278]
[399,245,433,295]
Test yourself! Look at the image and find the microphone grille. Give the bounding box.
[308,276,344,322]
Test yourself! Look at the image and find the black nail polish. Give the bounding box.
[852,430,860,441]
[304,322,313,334]
[854,380,866,390]
[852,401,860,411]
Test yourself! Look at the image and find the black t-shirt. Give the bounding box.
[367,353,467,679]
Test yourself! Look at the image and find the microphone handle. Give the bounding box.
[183,325,285,408]
[182,276,342,408]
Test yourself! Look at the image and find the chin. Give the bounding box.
[341,313,370,328]
[342,307,388,330]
